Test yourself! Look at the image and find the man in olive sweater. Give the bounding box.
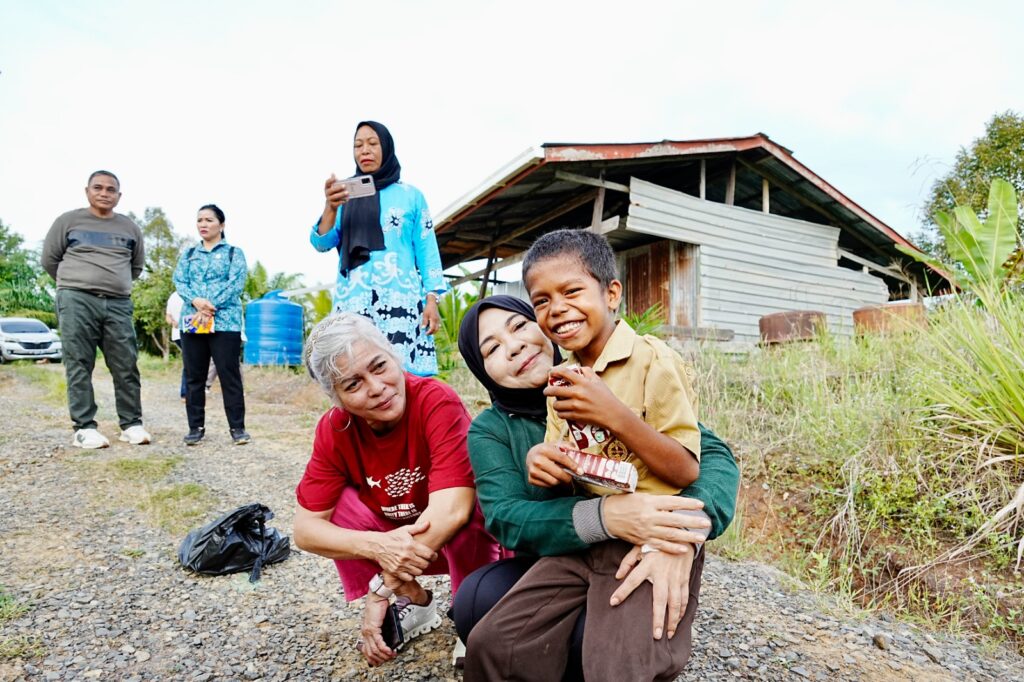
[42,171,151,449]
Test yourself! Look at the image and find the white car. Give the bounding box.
[0,317,63,363]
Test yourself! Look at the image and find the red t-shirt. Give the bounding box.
[295,374,475,523]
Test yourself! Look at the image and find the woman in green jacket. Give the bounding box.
[453,295,739,680]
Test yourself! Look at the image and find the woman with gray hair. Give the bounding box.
[293,313,499,668]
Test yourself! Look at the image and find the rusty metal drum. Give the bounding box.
[758,310,826,344]
[852,301,926,334]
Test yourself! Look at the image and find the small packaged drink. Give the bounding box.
[559,444,638,493]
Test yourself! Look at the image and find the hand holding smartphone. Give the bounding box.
[333,174,377,199]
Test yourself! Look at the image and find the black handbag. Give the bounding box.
[178,502,290,582]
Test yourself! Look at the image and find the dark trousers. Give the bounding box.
[181,332,244,430]
[56,288,143,431]
[454,558,585,682]
[463,541,705,682]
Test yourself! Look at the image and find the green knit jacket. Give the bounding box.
[467,407,740,557]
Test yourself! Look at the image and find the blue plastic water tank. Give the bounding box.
[244,291,305,366]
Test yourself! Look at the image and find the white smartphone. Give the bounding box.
[333,174,376,199]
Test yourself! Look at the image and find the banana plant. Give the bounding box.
[899,178,1020,293]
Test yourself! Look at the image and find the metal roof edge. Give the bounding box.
[756,137,921,254]
[434,146,545,230]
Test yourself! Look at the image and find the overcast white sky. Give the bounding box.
[2,1,1021,289]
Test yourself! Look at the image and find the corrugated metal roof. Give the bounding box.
[434,134,943,291]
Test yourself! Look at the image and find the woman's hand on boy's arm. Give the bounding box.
[602,493,709,552]
[611,542,696,640]
[526,442,580,487]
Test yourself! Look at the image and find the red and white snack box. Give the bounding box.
[559,444,638,493]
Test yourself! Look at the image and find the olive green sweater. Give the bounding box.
[467,408,739,557]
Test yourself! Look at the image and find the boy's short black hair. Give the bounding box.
[522,228,619,289]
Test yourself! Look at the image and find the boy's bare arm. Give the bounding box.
[544,366,699,488]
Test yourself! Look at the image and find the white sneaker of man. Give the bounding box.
[73,428,110,449]
[394,591,443,649]
[119,425,152,445]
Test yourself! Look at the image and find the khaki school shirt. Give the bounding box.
[544,320,701,496]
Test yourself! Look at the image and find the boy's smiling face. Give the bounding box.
[525,254,622,367]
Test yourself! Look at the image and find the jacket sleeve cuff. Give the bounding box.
[572,497,611,545]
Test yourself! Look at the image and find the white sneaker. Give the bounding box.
[394,591,442,650]
[73,429,110,449]
[452,636,466,668]
[119,425,152,445]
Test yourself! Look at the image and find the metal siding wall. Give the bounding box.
[627,178,888,343]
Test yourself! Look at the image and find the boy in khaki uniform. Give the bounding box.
[463,229,705,682]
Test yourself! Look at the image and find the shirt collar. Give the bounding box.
[567,319,636,372]
[196,239,230,252]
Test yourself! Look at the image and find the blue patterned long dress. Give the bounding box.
[310,182,447,376]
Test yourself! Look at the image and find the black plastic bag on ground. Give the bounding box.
[178,502,290,582]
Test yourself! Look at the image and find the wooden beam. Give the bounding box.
[735,156,894,261]
[660,325,735,342]
[450,251,527,287]
[478,234,500,299]
[762,178,770,214]
[735,157,840,225]
[725,162,736,205]
[699,159,706,200]
[554,170,630,193]
[596,215,624,235]
[458,190,598,262]
[837,248,912,283]
[589,186,606,231]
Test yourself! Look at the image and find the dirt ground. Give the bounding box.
[1,361,1022,681]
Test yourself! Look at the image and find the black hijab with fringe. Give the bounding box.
[337,120,402,276]
[458,295,562,420]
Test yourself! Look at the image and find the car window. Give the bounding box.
[0,320,50,333]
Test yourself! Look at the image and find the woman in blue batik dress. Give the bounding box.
[309,121,446,376]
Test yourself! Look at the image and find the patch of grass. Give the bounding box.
[0,587,29,623]
[142,483,214,534]
[136,351,178,375]
[106,456,181,484]
[0,635,44,660]
[8,363,66,405]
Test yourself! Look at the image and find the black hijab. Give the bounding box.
[337,120,402,276]
[458,295,562,419]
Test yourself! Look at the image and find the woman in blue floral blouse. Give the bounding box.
[309,121,446,377]
[173,204,250,446]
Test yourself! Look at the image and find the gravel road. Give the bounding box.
[1,362,1021,681]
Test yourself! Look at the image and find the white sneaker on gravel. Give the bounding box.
[452,636,466,668]
[394,591,442,650]
[73,429,110,449]
[119,425,152,445]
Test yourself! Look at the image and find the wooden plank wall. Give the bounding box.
[626,178,888,343]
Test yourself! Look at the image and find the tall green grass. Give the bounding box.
[694,303,1024,645]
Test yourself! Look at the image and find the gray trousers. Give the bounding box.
[464,540,704,682]
[56,288,143,431]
